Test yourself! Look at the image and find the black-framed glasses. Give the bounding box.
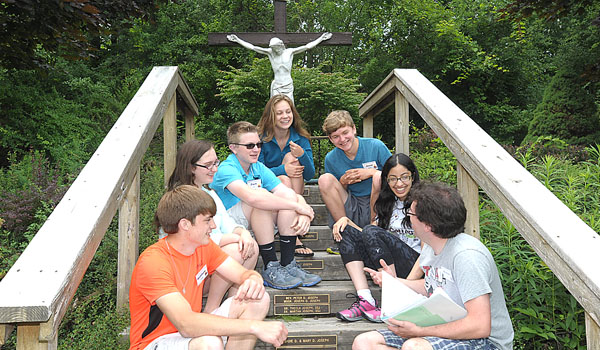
[231,142,263,150]
[405,209,417,217]
[386,174,412,185]
[194,159,220,170]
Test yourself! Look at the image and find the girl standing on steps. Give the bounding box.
[164,139,259,313]
[333,153,423,323]
[258,94,316,257]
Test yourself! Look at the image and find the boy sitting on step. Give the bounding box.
[129,185,287,350]
[353,182,514,350]
[211,121,321,290]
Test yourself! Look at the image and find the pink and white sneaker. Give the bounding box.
[336,294,381,322]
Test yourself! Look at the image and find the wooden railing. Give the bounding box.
[359,68,600,347]
[0,66,198,349]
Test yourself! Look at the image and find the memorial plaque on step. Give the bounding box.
[278,335,337,349]
[297,259,323,270]
[301,231,317,241]
[274,294,330,315]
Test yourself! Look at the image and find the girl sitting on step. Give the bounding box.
[333,153,423,323]
[257,94,316,258]
[163,139,259,313]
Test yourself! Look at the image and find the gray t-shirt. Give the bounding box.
[420,233,514,350]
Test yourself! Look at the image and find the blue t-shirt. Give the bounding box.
[324,137,391,197]
[211,154,282,209]
[259,127,315,181]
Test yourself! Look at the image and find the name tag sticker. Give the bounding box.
[362,161,377,169]
[247,179,262,189]
[196,265,208,285]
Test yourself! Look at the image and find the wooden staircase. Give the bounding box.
[255,184,382,350]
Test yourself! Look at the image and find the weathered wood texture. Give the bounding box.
[208,32,352,46]
[359,68,600,333]
[0,67,199,345]
[117,170,140,311]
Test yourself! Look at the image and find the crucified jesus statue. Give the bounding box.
[227,32,332,102]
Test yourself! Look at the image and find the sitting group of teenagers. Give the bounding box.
[128,94,514,350]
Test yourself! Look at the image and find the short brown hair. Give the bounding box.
[155,185,216,234]
[322,110,355,136]
[227,121,258,144]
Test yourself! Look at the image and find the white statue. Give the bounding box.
[227,32,333,102]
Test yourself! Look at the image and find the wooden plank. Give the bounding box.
[457,163,480,239]
[362,113,373,138]
[176,71,199,116]
[395,90,409,155]
[274,0,286,33]
[16,323,56,350]
[163,95,177,187]
[0,324,14,345]
[358,71,396,118]
[586,312,600,349]
[117,170,140,311]
[0,67,183,324]
[389,69,600,325]
[208,32,352,46]
[185,110,195,142]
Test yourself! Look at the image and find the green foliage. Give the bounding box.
[524,68,600,145]
[0,0,159,68]
[218,58,365,135]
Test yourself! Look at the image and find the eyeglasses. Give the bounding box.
[231,142,263,150]
[386,174,412,185]
[404,208,418,218]
[194,159,220,170]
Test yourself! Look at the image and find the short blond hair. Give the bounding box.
[227,121,258,144]
[322,110,355,136]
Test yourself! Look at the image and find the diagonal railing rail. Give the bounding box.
[0,66,198,349]
[359,68,600,348]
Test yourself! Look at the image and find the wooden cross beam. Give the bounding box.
[208,0,352,46]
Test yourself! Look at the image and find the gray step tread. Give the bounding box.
[256,316,382,350]
[264,280,381,317]
[275,225,335,252]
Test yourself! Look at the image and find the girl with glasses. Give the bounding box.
[333,153,423,323]
[257,94,316,257]
[165,139,259,313]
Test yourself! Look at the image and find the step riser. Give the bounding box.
[303,185,324,204]
[264,281,381,317]
[255,318,381,350]
[275,226,334,252]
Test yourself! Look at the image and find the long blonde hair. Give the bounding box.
[257,94,310,142]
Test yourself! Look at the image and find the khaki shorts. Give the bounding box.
[227,201,249,229]
[143,297,233,349]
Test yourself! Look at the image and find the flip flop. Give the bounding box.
[294,244,314,257]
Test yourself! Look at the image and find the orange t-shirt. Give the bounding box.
[128,238,228,350]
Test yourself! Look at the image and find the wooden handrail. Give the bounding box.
[0,66,198,348]
[358,68,600,345]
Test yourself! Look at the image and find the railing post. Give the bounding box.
[586,312,600,348]
[457,163,480,239]
[117,169,140,311]
[363,112,373,138]
[1,324,14,345]
[16,322,56,350]
[164,95,177,187]
[185,109,195,142]
[394,90,409,155]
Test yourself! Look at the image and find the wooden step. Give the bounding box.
[311,204,328,227]
[255,317,382,350]
[303,184,323,204]
[257,252,348,281]
[264,280,381,317]
[275,226,335,252]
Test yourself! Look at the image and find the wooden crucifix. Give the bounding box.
[208,0,352,46]
[208,0,352,102]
